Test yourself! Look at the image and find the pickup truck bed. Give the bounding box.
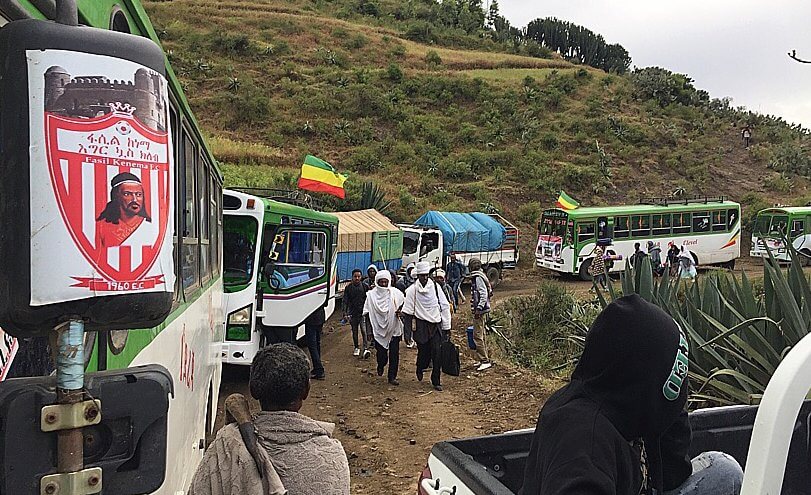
[426,401,811,494]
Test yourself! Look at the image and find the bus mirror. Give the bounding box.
[0,20,175,337]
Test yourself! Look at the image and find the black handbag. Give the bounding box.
[441,340,461,376]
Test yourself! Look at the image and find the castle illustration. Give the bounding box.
[44,66,166,132]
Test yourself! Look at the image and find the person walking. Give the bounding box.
[667,243,681,277]
[362,264,377,292]
[468,258,493,372]
[343,269,370,358]
[741,125,752,149]
[397,263,417,348]
[445,253,466,310]
[364,270,405,386]
[304,307,325,380]
[647,240,664,277]
[188,344,351,495]
[402,261,452,391]
[588,244,607,290]
[679,246,697,281]
[433,269,455,317]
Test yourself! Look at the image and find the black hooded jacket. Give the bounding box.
[520,295,692,495]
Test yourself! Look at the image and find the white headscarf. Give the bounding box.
[363,270,404,349]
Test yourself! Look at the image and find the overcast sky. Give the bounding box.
[496,0,811,127]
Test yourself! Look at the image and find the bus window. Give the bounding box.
[614,216,629,238]
[791,220,804,239]
[578,222,596,243]
[652,214,671,236]
[692,211,710,233]
[754,215,771,235]
[403,231,420,255]
[596,217,610,242]
[727,209,738,230]
[267,231,327,290]
[181,131,199,293]
[673,212,691,234]
[770,216,788,236]
[199,152,211,283]
[712,210,727,232]
[223,216,258,286]
[631,215,650,237]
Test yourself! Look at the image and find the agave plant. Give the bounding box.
[577,241,810,407]
[359,181,392,214]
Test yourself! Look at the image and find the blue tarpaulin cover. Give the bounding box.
[414,211,506,253]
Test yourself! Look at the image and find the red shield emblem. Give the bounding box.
[44,107,171,292]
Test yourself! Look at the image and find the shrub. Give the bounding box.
[769,142,811,177]
[493,281,582,371]
[630,67,710,108]
[516,201,542,225]
[386,63,404,82]
[210,31,251,54]
[404,22,435,43]
[425,50,442,66]
[763,173,794,193]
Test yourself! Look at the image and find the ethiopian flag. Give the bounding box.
[556,191,580,210]
[298,155,348,199]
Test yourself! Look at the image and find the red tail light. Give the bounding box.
[417,464,433,495]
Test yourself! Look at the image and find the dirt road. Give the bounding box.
[216,309,558,494]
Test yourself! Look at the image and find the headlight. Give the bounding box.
[228,305,252,325]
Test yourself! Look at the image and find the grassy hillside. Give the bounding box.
[145,0,811,232]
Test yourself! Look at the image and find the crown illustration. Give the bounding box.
[108,102,136,115]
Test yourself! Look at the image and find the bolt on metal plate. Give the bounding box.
[40,399,102,432]
[40,467,102,495]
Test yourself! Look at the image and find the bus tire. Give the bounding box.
[486,266,501,288]
[579,259,592,281]
[800,249,811,266]
[723,259,735,270]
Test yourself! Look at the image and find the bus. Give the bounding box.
[0,2,224,493]
[536,197,741,279]
[222,189,338,366]
[750,206,811,262]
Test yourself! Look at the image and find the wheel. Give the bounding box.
[723,259,735,270]
[578,259,592,281]
[485,266,501,287]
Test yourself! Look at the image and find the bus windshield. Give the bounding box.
[755,214,788,237]
[403,231,420,255]
[539,211,568,238]
[223,215,259,286]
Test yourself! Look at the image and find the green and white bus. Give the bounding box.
[222,189,339,366]
[536,197,741,279]
[1,2,224,493]
[750,206,811,262]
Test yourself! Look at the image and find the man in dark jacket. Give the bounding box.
[520,295,743,495]
[445,254,466,310]
[342,269,370,358]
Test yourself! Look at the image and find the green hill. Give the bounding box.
[145,0,811,234]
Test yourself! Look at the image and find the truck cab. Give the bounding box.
[401,225,443,268]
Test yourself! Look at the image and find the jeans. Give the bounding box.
[375,336,401,381]
[305,323,324,376]
[661,451,743,495]
[350,315,369,349]
[450,279,462,309]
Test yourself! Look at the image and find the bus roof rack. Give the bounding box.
[231,187,324,211]
[638,195,728,206]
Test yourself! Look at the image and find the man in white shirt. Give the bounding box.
[402,261,452,391]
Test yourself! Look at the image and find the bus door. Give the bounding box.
[791,217,807,252]
[222,213,262,364]
[259,225,332,343]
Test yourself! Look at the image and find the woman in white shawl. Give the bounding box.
[363,270,405,385]
[679,246,697,280]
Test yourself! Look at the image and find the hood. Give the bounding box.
[570,294,688,440]
[254,411,336,446]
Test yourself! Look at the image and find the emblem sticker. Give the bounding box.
[27,50,175,305]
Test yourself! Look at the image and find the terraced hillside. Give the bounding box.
[144,0,811,230]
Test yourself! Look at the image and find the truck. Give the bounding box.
[418,331,811,495]
[332,209,403,294]
[400,211,519,287]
